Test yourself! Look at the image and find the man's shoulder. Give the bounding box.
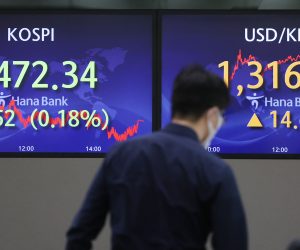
[106,131,232,185]
[107,131,229,170]
[197,149,236,190]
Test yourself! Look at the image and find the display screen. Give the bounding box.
[162,12,300,156]
[0,12,153,155]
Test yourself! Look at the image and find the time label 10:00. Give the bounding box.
[0,60,97,89]
[219,60,300,90]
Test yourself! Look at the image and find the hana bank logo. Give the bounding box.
[246,92,264,110]
[0,92,12,106]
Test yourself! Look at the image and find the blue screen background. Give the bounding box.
[0,14,153,153]
[162,14,300,154]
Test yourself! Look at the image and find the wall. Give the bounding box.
[0,158,299,250]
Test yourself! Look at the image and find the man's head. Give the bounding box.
[171,64,230,147]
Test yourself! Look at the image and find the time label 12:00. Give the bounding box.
[0,60,97,89]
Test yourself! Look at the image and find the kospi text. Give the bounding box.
[8,28,55,42]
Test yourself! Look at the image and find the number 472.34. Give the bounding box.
[0,60,97,89]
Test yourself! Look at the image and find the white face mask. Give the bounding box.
[203,114,223,149]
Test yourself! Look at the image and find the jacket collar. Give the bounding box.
[162,123,199,142]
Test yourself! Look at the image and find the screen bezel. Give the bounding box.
[0,9,158,158]
[159,9,300,159]
[2,10,300,159]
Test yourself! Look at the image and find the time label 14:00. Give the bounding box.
[219,60,300,90]
[0,60,97,89]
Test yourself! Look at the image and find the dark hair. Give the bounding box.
[171,64,230,120]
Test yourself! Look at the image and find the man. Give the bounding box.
[66,65,248,250]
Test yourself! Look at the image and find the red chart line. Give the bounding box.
[230,49,300,80]
[0,99,144,142]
